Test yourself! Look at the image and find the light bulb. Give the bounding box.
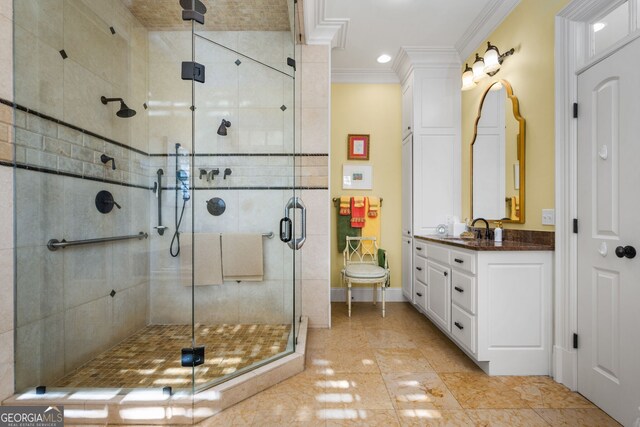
[483,44,501,74]
[472,54,487,82]
[461,64,475,91]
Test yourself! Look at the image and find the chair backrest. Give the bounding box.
[344,236,378,266]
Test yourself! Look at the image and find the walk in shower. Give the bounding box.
[12,0,302,398]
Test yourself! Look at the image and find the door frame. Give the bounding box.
[554,0,640,390]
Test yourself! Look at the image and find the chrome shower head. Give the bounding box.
[101,96,137,118]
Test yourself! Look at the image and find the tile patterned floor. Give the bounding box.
[199,302,621,426]
[55,324,291,388]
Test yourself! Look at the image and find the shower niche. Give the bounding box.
[11,0,302,411]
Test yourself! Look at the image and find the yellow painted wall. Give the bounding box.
[330,84,402,288]
[461,0,571,230]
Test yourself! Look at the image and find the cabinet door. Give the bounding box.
[401,135,412,237]
[426,260,451,332]
[402,79,413,139]
[402,237,413,300]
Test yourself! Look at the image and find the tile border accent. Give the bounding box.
[0,98,148,157]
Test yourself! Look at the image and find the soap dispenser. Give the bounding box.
[494,221,503,243]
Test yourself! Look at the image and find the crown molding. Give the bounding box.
[331,68,400,84]
[303,0,349,48]
[392,47,461,84]
[455,0,521,61]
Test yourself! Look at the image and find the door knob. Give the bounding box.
[615,245,636,259]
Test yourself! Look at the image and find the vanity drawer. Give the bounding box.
[451,270,476,314]
[414,255,427,284]
[450,249,476,274]
[414,241,427,258]
[414,281,427,311]
[426,243,449,265]
[451,304,476,354]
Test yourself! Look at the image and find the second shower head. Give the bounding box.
[101,96,137,118]
[217,119,231,136]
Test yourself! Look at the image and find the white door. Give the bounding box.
[577,36,640,427]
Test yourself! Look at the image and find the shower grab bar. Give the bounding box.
[47,232,148,251]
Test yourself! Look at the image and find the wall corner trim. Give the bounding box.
[303,0,349,48]
[455,0,521,61]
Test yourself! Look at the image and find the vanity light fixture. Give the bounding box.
[482,42,514,75]
[461,64,476,91]
[462,42,515,89]
[471,53,487,82]
[377,54,392,64]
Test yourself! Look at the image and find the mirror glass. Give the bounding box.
[471,80,525,223]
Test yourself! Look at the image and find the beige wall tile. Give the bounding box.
[301,62,329,109]
[302,279,330,327]
[0,14,12,101]
[0,329,14,400]
[0,166,13,251]
[301,44,329,64]
[0,248,13,335]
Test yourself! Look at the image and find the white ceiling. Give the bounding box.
[321,0,519,82]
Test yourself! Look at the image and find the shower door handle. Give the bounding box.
[279,217,292,243]
[284,197,306,250]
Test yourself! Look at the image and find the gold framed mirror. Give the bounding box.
[471,80,525,223]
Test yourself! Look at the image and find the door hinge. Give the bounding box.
[573,333,578,349]
[181,61,206,83]
[287,57,296,71]
[573,103,578,118]
[573,218,579,234]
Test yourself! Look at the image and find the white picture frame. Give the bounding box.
[343,164,373,190]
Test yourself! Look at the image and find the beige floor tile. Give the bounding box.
[440,372,532,409]
[323,408,400,426]
[465,409,549,426]
[498,376,594,409]
[535,408,621,426]
[318,348,381,375]
[374,348,434,374]
[383,372,462,410]
[365,329,416,349]
[396,409,474,426]
[250,408,327,426]
[322,373,394,409]
[325,329,371,350]
[420,344,483,374]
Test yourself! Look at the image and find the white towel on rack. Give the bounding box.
[181,233,223,286]
[221,233,264,281]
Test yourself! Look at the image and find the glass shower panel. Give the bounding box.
[190,7,297,389]
[12,0,168,394]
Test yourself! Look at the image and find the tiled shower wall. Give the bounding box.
[0,0,15,402]
[10,0,152,391]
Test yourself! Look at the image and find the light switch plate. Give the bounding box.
[542,209,555,225]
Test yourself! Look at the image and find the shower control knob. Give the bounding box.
[615,245,636,259]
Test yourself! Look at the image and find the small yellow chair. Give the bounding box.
[341,236,390,317]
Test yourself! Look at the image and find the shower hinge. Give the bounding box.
[182,9,204,25]
[287,57,296,71]
[181,346,205,367]
[181,61,205,83]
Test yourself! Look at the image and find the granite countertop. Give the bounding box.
[414,235,555,251]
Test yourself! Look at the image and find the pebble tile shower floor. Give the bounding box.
[54,324,291,388]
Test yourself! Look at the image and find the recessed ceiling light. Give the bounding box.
[593,22,606,32]
[377,54,392,64]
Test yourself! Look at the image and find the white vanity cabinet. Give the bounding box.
[415,238,553,376]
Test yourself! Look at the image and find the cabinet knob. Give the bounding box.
[444,271,448,277]
[454,322,464,330]
[454,286,464,293]
[416,267,422,271]
[416,292,423,297]
[416,247,422,251]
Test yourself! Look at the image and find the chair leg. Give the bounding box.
[347,283,352,317]
[373,283,377,306]
[382,284,386,318]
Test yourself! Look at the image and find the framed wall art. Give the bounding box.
[347,134,370,160]
[343,164,373,190]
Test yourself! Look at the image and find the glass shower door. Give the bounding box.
[188,3,299,390]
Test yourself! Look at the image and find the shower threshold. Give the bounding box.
[2,318,308,425]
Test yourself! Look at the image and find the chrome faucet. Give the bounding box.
[471,217,491,240]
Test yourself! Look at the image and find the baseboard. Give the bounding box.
[331,287,407,302]
[553,345,578,391]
